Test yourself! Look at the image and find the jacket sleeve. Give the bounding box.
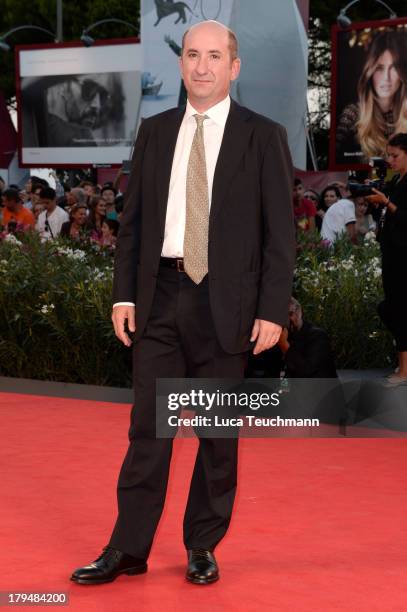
[112,120,149,304]
[256,123,296,327]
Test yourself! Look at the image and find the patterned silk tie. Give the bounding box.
[183,114,209,284]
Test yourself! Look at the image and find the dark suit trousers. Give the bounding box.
[108,266,248,559]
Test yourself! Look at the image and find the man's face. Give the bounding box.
[2,196,18,211]
[180,23,240,109]
[25,179,32,193]
[40,197,55,211]
[63,79,105,129]
[293,183,304,202]
[66,191,76,206]
[102,189,115,205]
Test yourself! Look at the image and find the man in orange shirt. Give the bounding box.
[1,189,35,230]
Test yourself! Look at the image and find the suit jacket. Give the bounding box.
[113,99,296,354]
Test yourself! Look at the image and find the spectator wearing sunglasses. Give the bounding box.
[303,188,319,204]
[36,187,69,240]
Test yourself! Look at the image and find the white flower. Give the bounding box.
[4,234,22,246]
[365,231,376,242]
[40,304,55,314]
[56,247,86,261]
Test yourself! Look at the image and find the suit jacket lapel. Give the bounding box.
[210,100,253,228]
[156,106,185,236]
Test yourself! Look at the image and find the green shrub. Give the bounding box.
[294,231,393,369]
[0,229,394,386]
[0,231,132,386]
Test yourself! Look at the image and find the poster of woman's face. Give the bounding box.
[331,20,407,170]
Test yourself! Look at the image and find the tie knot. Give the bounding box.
[194,114,208,128]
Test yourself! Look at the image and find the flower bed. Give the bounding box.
[0,230,394,386]
[0,231,131,386]
[294,231,393,369]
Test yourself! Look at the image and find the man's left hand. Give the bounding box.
[250,319,282,355]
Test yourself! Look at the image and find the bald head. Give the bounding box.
[182,20,239,62]
[179,19,241,112]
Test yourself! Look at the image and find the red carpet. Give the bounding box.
[1,391,407,611]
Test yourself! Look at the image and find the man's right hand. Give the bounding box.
[112,305,136,347]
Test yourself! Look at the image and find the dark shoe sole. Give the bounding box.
[70,564,148,585]
[186,574,219,585]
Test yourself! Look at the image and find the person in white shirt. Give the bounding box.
[36,187,69,239]
[321,194,357,244]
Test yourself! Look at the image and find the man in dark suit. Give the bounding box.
[71,20,295,586]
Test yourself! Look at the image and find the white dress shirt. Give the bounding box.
[114,95,231,308]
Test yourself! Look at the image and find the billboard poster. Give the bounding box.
[331,18,407,170]
[16,40,142,167]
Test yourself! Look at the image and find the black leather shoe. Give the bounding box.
[70,546,147,585]
[186,549,219,584]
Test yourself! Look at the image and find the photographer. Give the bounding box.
[366,133,407,385]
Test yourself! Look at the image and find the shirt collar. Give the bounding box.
[185,95,231,128]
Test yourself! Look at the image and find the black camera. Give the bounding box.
[348,179,383,197]
[348,157,388,198]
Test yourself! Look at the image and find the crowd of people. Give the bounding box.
[0,174,121,248]
[293,176,379,245]
[0,171,380,250]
